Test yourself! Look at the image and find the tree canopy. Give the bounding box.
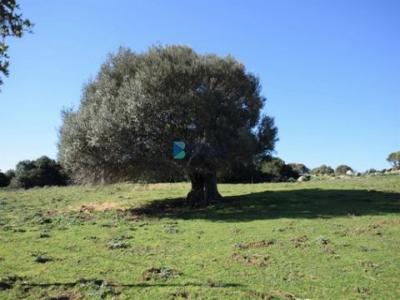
[311,165,334,176]
[287,163,309,176]
[0,0,32,86]
[0,171,10,187]
[10,156,68,189]
[260,157,298,181]
[335,164,353,175]
[387,151,400,169]
[58,45,277,204]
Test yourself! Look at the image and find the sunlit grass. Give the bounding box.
[0,175,399,299]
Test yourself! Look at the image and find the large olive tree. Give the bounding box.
[58,46,277,206]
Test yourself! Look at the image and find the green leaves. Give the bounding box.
[387,151,400,169]
[0,0,32,86]
[58,45,277,184]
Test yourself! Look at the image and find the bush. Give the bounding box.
[335,165,353,175]
[0,172,10,187]
[365,168,377,174]
[218,163,265,183]
[218,157,300,183]
[260,157,299,182]
[311,165,334,176]
[5,169,15,180]
[11,156,69,189]
[287,163,310,175]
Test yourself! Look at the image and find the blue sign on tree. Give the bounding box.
[173,141,186,159]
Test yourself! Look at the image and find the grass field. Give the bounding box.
[0,175,399,299]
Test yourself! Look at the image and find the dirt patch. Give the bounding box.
[290,235,308,248]
[231,253,269,267]
[247,289,298,300]
[47,292,82,300]
[234,239,275,250]
[77,202,122,212]
[375,219,400,226]
[350,224,383,236]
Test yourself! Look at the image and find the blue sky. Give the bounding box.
[1,0,399,172]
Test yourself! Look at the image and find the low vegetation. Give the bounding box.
[311,165,335,176]
[335,165,353,176]
[7,156,69,189]
[0,175,399,299]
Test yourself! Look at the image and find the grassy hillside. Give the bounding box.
[0,176,399,299]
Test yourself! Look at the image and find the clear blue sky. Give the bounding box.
[1,0,399,172]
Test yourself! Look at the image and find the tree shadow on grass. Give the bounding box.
[127,189,400,222]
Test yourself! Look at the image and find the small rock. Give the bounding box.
[297,175,311,182]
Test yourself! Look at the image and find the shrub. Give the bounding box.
[11,156,69,189]
[311,165,334,176]
[365,168,377,174]
[335,165,353,175]
[0,172,10,187]
[287,163,310,175]
[218,162,265,183]
[260,157,299,181]
[5,169,15,180]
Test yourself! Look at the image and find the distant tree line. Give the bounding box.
[218,157,303,183]
[0,156,69,188]
[1,151,399,189]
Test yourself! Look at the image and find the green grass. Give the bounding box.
[0,175,399,299]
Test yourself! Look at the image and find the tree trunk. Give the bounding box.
[186,171,221,207]
[185,142,222,207]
